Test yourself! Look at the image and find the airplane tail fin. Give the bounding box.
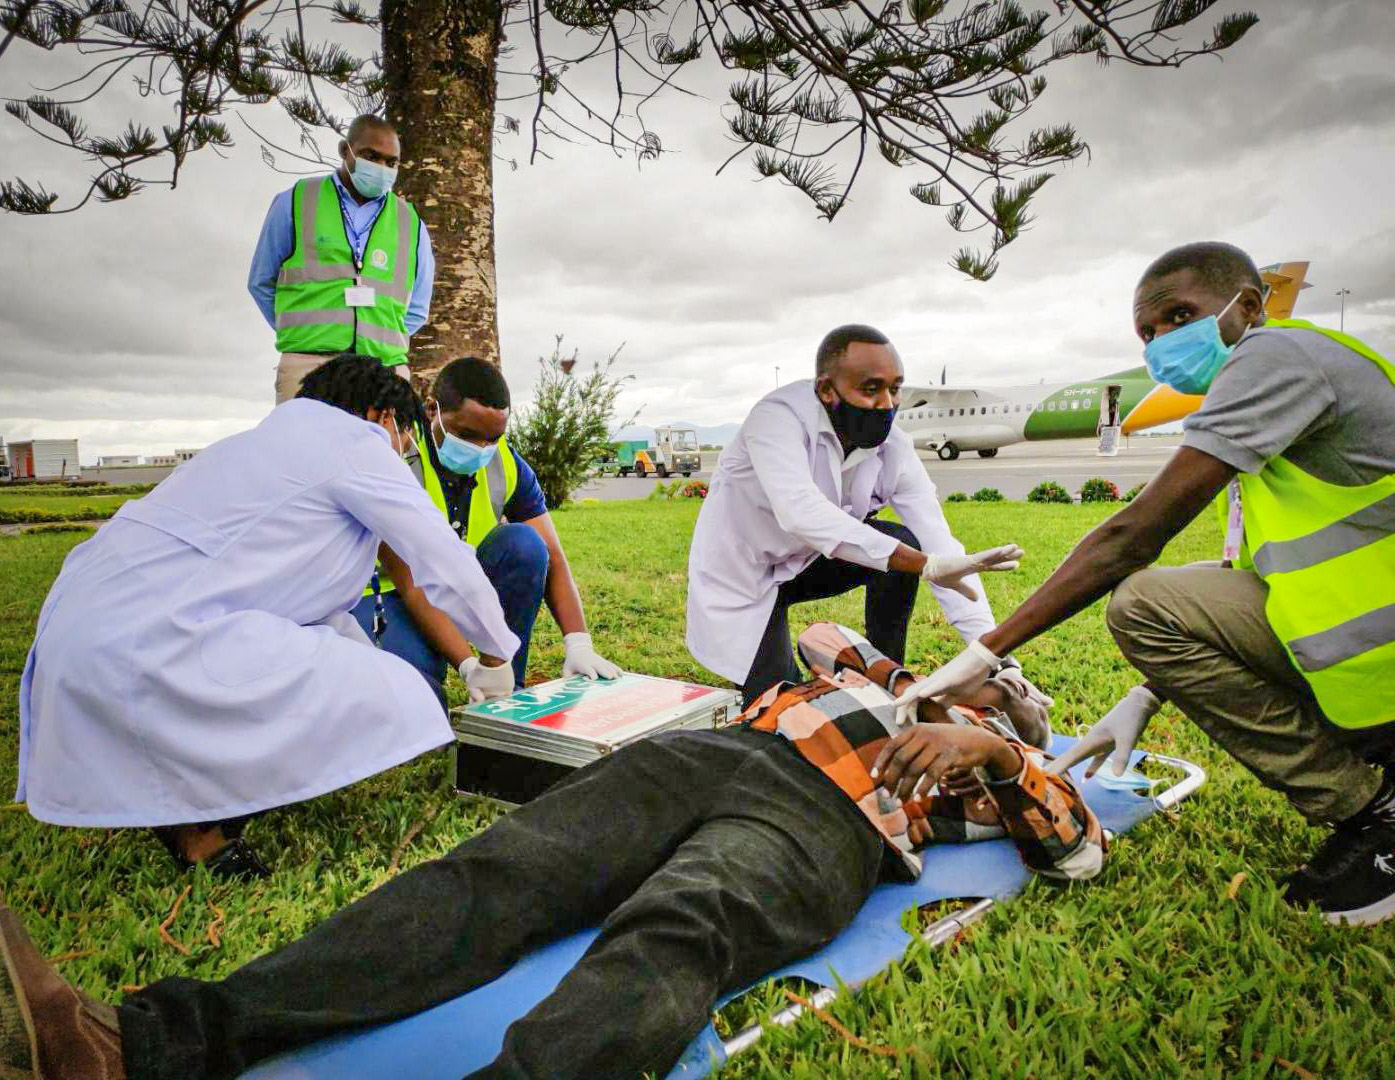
[1259,260,1311,320]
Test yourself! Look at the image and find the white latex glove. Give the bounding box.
[459,655,515,703]
[1044,685,1163,779]
[891,639,1000,727]
[994,664,1055,709]
[562,632,622,680]
[921,544,1025,601]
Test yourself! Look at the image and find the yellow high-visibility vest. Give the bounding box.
[274,176,420,365]
[365,429,519,597]
[1232,319,1395,729]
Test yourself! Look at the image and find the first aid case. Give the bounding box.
[449,673,740,803]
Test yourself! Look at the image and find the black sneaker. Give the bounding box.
[1282,821,1395,926]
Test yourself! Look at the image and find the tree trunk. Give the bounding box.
[381,0,504,379]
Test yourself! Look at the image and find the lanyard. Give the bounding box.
[370,568,387,643]
[1223,478,1244,563]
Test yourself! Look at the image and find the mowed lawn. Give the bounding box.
[2,498,1392,1078]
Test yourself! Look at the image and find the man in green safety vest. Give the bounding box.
[351,356,622,700]
[890,241,1395,927]
[248,114,436,402]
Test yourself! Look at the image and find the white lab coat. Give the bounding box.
[15,400,519,827]
[687,380,995,683]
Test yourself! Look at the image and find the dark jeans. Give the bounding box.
[742,518,921,706]
[352,522,551,701]
[118,727,884,1080]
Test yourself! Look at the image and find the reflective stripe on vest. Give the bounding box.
[365,433,519,597]
[1237,319,1395,729]
[275,176,419,364]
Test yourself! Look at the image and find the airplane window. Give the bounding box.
[1048,401,1056,410]
[1070,400,1080,410]
[959,408,965,416]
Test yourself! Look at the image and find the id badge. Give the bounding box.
[345,285,377,307]
[1222,478,1244,562]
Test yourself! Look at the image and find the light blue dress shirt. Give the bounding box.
[247,171,436,336]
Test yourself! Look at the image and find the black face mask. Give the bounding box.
[828,390,898,450]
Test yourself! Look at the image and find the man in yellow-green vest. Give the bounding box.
[351,356,622,701]
[248,114,435,402]
[891,242,1395,927]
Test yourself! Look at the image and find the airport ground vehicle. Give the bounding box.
[606,427,702,478]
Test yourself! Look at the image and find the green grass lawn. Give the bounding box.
[2,499,1391,1077]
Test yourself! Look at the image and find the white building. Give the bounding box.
[98,454,141,467]
[7,439,80,479]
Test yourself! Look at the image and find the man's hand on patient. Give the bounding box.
[920,544,1024,601]
[1044,685,1162,778]
[870,723,1021,802]
[891,639,1001,724]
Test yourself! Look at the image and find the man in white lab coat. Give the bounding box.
[687,324,1052,721]
[15,355,518,878]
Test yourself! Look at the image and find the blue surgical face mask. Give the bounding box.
[347,151,398,200]
[1142,292,1245,395]
[433,409,497,475]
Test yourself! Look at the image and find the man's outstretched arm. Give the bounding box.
[894,448,1235,716]
[981,447,1234,657]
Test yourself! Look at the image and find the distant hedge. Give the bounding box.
[1080,477,1121,503]
[945,492,969,503]
[971,487,1005,502]
[1027,480,1072,504]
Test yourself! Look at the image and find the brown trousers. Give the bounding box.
[1107,564,1385,823]
[274,352,411,404]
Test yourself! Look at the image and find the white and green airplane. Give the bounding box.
[897,260,1311,461]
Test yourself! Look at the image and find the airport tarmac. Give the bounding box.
[574,435,1183,503]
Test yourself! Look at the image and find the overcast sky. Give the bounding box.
[1,0,1392,462]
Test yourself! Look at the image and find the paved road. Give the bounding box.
[575,437,1182,503]
[922,435,1183,501]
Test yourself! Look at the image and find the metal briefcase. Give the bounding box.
[449,673,740,803]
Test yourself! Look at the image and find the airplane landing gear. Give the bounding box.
[977,448,999,458]
[937,443,961,461]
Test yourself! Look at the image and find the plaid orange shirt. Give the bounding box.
[744,622,1107,881]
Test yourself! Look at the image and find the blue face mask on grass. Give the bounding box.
[433,410,498,475]
[1142,291,1245,395]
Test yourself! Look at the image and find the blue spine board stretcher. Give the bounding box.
[244,737,1205,1080]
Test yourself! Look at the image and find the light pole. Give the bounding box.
[1336,288,1350,333]
[774,365,780,388]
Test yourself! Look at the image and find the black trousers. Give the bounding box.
[741,518,921,706]
[118,728,884,1080]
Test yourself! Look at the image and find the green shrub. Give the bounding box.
[1122,482,1146,502]
[647,478,685,501]
[971,487,1004,502]
[1080,477,1121,503]
[0,504,119,524]
[1027,480,1071,504]
[944,492,968,503]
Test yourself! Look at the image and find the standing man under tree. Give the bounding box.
[248,114,436,402]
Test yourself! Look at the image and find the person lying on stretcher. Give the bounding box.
[0,623,1105,1080]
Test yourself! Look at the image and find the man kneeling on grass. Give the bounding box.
[1,623,1102,1080]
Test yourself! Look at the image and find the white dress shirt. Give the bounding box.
[16,399,518,826]
[686,380,996,683]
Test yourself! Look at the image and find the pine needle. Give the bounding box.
[158,885,193,956]
[206,902,226,948]
[782,989,923,1059]
[1252,1050,1318,1080]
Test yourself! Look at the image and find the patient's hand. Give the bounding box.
[870,722,1022,802]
